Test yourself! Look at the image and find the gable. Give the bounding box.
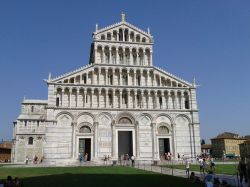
[50,64,93,83]
[153,67,192,88]
[94,22,153,44]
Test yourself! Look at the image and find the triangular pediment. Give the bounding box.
[94,21,153,43]
[50,64,93,83]
[153,66,192,88]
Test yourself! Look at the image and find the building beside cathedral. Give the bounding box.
[12,14,201,164]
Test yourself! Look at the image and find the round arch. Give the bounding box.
[55,111,74,122]
[116,112,136,124]
[153,113,174,125]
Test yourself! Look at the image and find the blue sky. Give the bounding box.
[0,0,249,143]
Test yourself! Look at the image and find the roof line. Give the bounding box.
[51,64,93,82]
[154,66,192,86]
[94,21,151,37]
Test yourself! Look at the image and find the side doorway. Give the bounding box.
[79,138,91,161]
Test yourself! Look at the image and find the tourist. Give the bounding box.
[4,176,13,187]
[238,157,248,185]
[190,172,200,183]
[14,177,21,187]
[247,155,250,187]
[33,155,38,164]
[185,159,190,178]
[213,177,221,187]
[79,153,83,163]
[210,157,215,172]
[40,155,44,164]
[167,152,171,161]
[198,157,204,176]
[84,153,88,162]
[204,171,215,187]
[25,156,29,165]
[202,158,207,175]
[178,153,180,160]
[131,155,135,167]
[104,155,107,165]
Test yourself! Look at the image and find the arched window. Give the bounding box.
[130,32,135,42]
[119,29,123,41]
[158,126,169,134]
[107,33,111,40]
[122,74,128,85]
[108,93,113,106]
[56,97,60,107]
[31,106,34,112]
[108,74,113,85]
[159,96,163,108]
[101,34,105,40]
[28,137,33,145]
[142,37,146,42]
[122,92,128,105]
[113,30,117,41]
[136,74,141,86]
[124,29,129,41]
[136,35,140,42]
[184,92,190,109]
[79,126,91,133]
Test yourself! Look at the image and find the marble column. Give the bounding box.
[119,90,122,108]
[71,122,77,159]
[151,123,157,160]
[112,121,116,158]
[135,121,140,158]
[181,92,185,109]
[83,90,87,107]
[94,122,98,159]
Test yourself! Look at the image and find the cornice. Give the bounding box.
[46,106,198,113]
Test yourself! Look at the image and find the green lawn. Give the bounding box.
[163,163,238,175]
[0,166,204,187]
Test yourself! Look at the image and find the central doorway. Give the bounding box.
[79,138,91,161]
[118,131,133,158]
[159,138,170,157]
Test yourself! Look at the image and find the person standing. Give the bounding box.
[84,153,88,162]
[185,159,190,178]
[131,155,135,167]
[246,155,250,187]
[79,153,83,163]
[210,157,215,172]
[25,156,29,165]
[238,157,248,185]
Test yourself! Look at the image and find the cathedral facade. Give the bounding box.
[12,14,201,164]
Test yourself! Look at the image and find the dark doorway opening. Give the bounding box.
[118,131,133,158]
[159,138,170,157]
[79,138,91,161]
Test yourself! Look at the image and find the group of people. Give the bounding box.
[118,154,135,166]
[2,176,21,187]
[79,153,88,163]
[189,171,230,187]
[162,152,172,161]
[197,156,216,176]
[25,155,44,165]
